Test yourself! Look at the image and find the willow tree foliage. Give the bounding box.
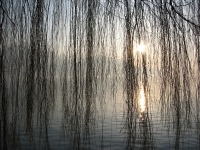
[0,0,200,149]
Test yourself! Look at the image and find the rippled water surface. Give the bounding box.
[2,78,199,150]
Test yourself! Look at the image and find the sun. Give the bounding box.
[137,43,145,53]
[134,42,146,54]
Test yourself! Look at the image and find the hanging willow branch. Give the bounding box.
[169,0,200,29]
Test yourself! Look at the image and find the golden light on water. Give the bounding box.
[139,85,146,113]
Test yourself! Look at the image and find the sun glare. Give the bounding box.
[137,43,145,52]
[134,43,146,54]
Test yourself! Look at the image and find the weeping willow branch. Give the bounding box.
[169,0,200,29]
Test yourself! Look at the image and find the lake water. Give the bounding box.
[2,74,199,150]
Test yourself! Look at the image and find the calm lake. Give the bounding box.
[2,72,200,149]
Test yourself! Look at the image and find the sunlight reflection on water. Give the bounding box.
[139,83,146,113]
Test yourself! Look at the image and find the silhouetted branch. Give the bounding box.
[169,0,200,29]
